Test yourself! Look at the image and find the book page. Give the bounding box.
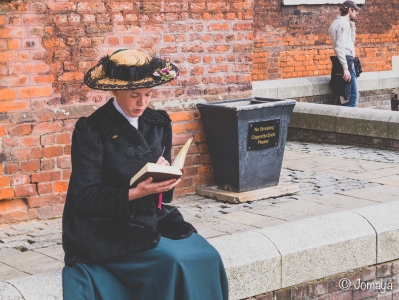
[171,137,193,169]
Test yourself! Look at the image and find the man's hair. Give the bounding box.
[340,5,350,16]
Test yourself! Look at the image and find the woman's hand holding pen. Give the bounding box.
[128,146,181,201]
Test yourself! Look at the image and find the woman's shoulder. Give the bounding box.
[73,115,101,136]
[142,108,171,125]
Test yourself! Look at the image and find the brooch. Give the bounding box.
[125,146,154,160]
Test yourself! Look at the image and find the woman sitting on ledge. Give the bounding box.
[62,49,228,300]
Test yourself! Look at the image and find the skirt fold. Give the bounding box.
[63,233,228,300]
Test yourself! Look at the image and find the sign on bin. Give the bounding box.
[247,119,280,150]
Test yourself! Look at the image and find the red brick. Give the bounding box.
[19,86,51,98]
[32,147,43,159]
[76,2,106,13]
[41,134,55,146]
[193,154,211,164]
[0,75,28,86]
[42,146,63,158]
[0,15,6,25]
[31,171,61,183]
[47,2,76,12]
[19,136,40,148]
[26,195,59,208]
[169,112,193,122]
[23,63,49,73]
[193,175,213,186]
[198,165,212,174]
[0,176,10,187]
[55,132,71,144]
[0,126,7,137]
[62,170,72,180]
[56,156,70,170]
[173,133,194,146]
[10,175,29,186]
[5,164,19,175]
[8,39,20,50]
[0,89,17,100]
[54,181,69,193]
[172,124,185,134]
[185,122,199,131]
[15,184,36,197]
[0,51,14,63]
[32,122,63,134]
[2,137,18,149]
[37,182,52,195]
[11,149,30,161]
[20,161,40,172]
[0,188,15,200]
[8,124,31,136]
[0,27,25,38]
[40,159,56,171]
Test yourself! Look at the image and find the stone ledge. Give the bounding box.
[196,183,299,203]
[252,70,399,99]
[2,201,399,300]
[289,102,399,140]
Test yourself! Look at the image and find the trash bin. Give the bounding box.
[196,97,296,192]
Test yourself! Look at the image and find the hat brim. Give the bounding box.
[84,60,179,90]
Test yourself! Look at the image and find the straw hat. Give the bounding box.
[84,49,179,90]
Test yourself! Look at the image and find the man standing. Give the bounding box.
[329,1,361,107]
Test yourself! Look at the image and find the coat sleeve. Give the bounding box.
[69,117,130,219]
[334,22,349,70]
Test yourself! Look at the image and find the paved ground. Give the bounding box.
[1,141,399,282]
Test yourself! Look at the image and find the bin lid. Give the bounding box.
[196,97,296,111]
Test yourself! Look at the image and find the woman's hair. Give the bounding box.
[340,5,350,16]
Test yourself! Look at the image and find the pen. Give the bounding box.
[160,146,166,157]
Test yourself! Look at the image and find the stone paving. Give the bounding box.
[1,141,399,281]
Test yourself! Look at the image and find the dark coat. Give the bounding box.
[329,55,355,101]
[62,99,196,265]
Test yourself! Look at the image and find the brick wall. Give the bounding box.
[253,0,399,80]
[0,0,253,222]
[244,259,399,300]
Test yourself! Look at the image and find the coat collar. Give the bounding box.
[91,98,171,139]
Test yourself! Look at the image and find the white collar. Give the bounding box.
[113,99,139,129]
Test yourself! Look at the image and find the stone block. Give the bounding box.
[196,183,299,203]
[208,231,281,300]
[277,78,313,99]
[357,72,380,91]
[252,81,278,99]
[388,113,399,140]
[0,282,22,299]
[256,211,376,288]
[307,75,332,96]
[290,102,341,132]
[376,71,399,90]
[336,106,392,138]
[353,201,399,263]
[6,270,62,300]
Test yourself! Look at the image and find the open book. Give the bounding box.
[130,137,193,187]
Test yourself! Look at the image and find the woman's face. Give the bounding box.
[112,88,153,118]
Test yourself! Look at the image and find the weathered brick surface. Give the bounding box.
[253,2,399,80]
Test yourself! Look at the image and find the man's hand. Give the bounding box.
[349,20,356,28]
[343,69,351,82]
[129,177,181,200]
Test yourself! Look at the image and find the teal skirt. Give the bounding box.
[63,233,228,300]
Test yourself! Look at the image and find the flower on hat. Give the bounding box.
[153,63,179,81]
